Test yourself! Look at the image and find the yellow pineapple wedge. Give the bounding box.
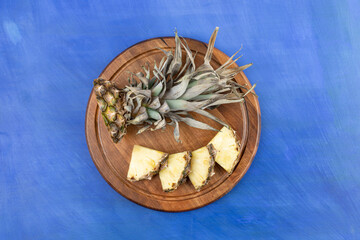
[127,145,168,181]
[209,126,241,174]
[188,144,216,191]
[159,151,192,192]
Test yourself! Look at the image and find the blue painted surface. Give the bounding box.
[1,0,360,239]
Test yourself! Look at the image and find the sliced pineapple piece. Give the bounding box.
[188,144,215,191]
[127,145,168,181]
[159,151,191,192]
[209,126,241,174]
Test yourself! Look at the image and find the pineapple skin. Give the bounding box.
[202,144,216,189]
[93,78,128,143]
[189,144,216,191]
[209,127,241,174]
[160,151,192,192]
[127,145,169,182]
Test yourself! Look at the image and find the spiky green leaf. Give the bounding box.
[163,73,193,99]
[166,99,208,111]
[147,108,162,120]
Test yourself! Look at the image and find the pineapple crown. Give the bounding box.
[93,27,256,143]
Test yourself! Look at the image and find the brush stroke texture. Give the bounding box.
[0,0,360,239]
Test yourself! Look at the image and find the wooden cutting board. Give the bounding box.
[85,37,261,212]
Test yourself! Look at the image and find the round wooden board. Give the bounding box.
[85,37,261,212]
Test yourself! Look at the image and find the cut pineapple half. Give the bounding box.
[209,126,241,174]
[159,151,191,192]
[188,144,215,191]
[127,145,168,181]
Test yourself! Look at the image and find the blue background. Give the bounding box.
[1,0,360,239]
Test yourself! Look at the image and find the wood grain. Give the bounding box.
[85,37,261,212]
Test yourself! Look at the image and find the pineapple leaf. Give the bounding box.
[158,77,167,99]
[186,51,198,74]
[168,117,181,142]
[158,56,166,72]
[174,115,218,131]
[136,125,151,135]
[203,98,244,109]
[168,30,182,76]
[192,71,217,81]
[163,73,194,99]
[135,72,149,88]
[193,109,228,127]
[124,105,132,112]
[180,83,216,100]
[151,81,163,97]
[204,26,219,65]
[175,55,190,81]
[218,63,253,79]
[148,76,157,89]
[147,108,162,120]
[173,118,180,142]
[158,50,173,73]
[191,94,222,101]
[203,85,221,94]
[153,62,165,79]
[132,95,145,115]
[148,97,161,109]
[166,99,208,111]
[215,88,232,94]
[158,101,170,113]
[141,63,150,79]
[181,37,197,73]
[242,83,257,97]
[216,47,242,73]
[180,40,195,73]
[152,118,166,131]
[128,107,148,125]
[126,86,151,98]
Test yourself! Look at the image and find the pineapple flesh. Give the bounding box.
[188,144,216,191]
[159,151,191,192]
[127,145,168,181]
[209,126,241,174]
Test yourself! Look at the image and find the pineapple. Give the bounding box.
[127,145,168,181]
[93,27,256,143]
[209,126,240,174]
[159,151,191,192]
[188,144,216,191]
[93,78,128,143]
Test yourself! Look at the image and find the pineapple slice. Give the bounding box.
[127,145,168,181]
[188,144,216,191]
[159,151,191,192]
[209,126,241,174]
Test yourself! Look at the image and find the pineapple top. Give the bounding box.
[93,27,255,143]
